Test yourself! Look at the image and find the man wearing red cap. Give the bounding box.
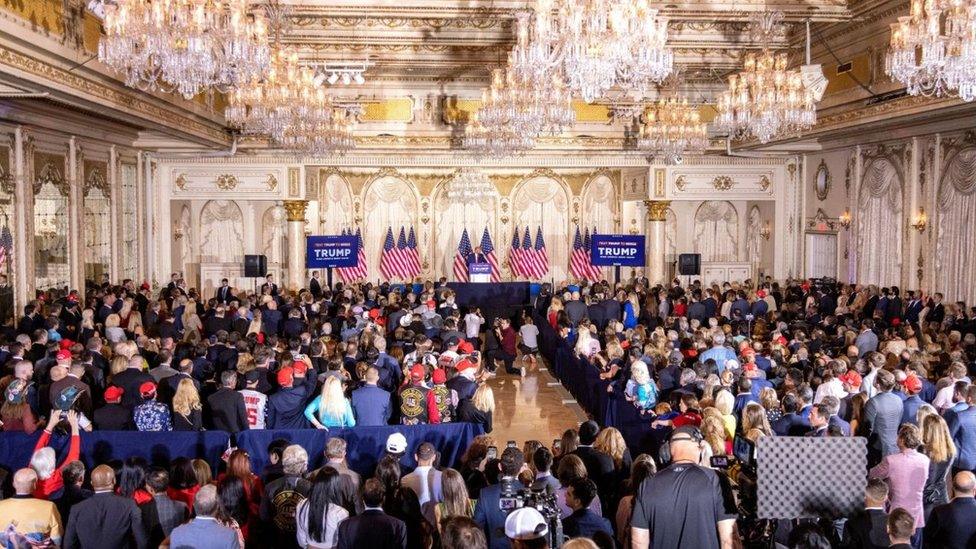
[133,382,171,432]
[429,369,455,424]
[399,364,439,425]
[93,387,132,430]
[447,358,479,402]
[901,374,925,426]
[267,358,317,430]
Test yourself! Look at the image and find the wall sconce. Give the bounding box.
[759,221,771,240]
[839,209,852,230]
[911,208,928,233]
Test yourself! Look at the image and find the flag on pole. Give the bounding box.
[534,226,549,279]
[583,227,602,281]
[479,227,501,283]
[347,227,369,281]
[570,225,589,281]
[0,224,13,273]
[453,229,473,282]
[380,227,400,280]
[521,226,539,279]
[395,226,412,280]
[406,227,422,278]
[336,228,349,282]
[509,226,522,279]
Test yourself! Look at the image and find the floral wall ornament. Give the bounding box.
[674,175,687,191]
[175,173,188,191]
[215,174,239,190]
[266,174,278,191]
[759,174,772,191]
[712,175,735,190]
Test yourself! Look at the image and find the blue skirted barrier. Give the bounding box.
[0,422,484,477]
[535,315,665,458]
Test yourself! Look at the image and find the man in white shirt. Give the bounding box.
[814,361,848,404]
[400,442,442,526]
[239,370,267,429]
[933,361,971,411]
[519,316,540,352]
[464,308,484,343]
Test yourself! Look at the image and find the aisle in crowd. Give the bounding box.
[1,272,976,548]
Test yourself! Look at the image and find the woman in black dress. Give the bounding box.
[171,377,203,431]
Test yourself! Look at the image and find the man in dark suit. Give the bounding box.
[570,421,615,511]
[337,478,406,549]
[260,273,279,297]
[904,291,923,325]
[215,278,233,304]
[925,471,976,549]
[842,478,890,549]
[351,367,392,426]
[203,306,232,338]
[93,386,133,430]
[466,246,488,265]
[563,478,613,539]
[858,369,904,466]
[805,403,830,437]
[772,394,811,436]
[112,359,155,409]
[474,447,524,549]
[206,371,249,433]
[950,386,976,474]
[309,271,322,299]
[64,464,148,549]
[929,293,946,324]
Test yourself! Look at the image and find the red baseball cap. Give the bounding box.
[56,349,72,361]
[104,386,124,403]
[292,360,309,376]
[455,359,477,373]
[903,374,922,394]
[277,367,295,387]
[59,339,74,350]
[458,341,475,355]
[139,381,157,398]
[432,368,447,384]
[410,364,425,381]
[839,370,863,389]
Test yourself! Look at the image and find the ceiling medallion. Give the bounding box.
[216,174,239,190]
[712,175,735,191]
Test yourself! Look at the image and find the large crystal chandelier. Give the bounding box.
[99,0,271,99]
[638,97,709,163]
[446,168,496,202]
[886,0,976,102]
[225,46,315,140]
[278,108,356,157]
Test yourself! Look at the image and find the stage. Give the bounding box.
[446,282,533,322]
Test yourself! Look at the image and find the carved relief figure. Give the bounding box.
[199,200,244,263]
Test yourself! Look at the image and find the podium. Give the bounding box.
[469,262,492,283]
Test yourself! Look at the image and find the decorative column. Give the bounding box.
[644,199,670,285]
[283,200,307,292]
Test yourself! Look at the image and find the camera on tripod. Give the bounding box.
[499,478,563,546]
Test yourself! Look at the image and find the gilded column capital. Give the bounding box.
[283,200,308,222]
[644,200,671,222]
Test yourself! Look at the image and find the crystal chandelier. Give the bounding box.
[637,97,709,163]
[99,0,271,99]
[278,107,356,157]
[715,50,818,143]
[225,46,314,140]
[446,168,496,202]
[886,0,976,101]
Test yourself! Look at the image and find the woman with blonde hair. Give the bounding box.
[457,384,494,433]
[547,296,564,329]
[181,299,202,342]
[594,427,632,472]
[304,376,355,429]
[105,313,126,343]
[760,387,782,424]
[921,413,956,519]
[741,402,773,438]
[172,378,203,431]
[79,308,96,342]
[713,389,736,440]
[108,355,129,382]
[700,415,729,456]
[247,309,263,337]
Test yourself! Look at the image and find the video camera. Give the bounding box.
[498,477,563,547]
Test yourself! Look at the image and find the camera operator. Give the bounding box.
[630,426,737,549]
[487,318,518,375]
[475,446,526,549]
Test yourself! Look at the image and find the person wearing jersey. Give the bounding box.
[399,364,439,425]
[429,369,456,424]
[239,370,267,429]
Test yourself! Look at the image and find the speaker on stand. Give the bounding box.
[677,253,701,286]
[244,255,267,293]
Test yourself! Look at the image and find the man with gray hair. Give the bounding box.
[170,485,240,549]
[0,468,62,547]
[699,333,736,374]
[373,335,402,392]
[207,370,249,433]
[260,444,311,545]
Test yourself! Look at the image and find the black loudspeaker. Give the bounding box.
[243,255,267,278]
[677,253,701,276]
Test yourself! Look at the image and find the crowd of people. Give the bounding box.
[0,271,975,548]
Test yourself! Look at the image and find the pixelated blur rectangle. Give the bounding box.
[757,436,868,519]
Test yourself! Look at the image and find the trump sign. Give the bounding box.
[590,234,646,267]
[306,235,359,268]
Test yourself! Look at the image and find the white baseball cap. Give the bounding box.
[504,507,548,540]
[386,432,408,454]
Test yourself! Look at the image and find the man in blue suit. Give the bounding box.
[924,471,976,549]
[373,337,402,393]
[900,374,926,425]
[563,478,613,539]
[169,485,240,549]
[351,367,392,426]
[950,386,976,474]
[772,394,810,436]
[822,396,852,436]
[858,370,904,466]
[474,447,524,549]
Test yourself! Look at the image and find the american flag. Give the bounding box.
[509,226,523,279]
[395,226,411,280]
[336,228,350,283]
[570,225,589,281]
[583,227,602,281]
[380,226,403,280]
[345,227,369,281]
[534,226,549,279]
[406,227,422,278]
[0,225,11,272]
[521,226,540,279]
[453,228,472,282]
[479,227,501,283]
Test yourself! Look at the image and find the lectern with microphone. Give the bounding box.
[469,263,492,283]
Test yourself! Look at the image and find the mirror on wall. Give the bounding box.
[815,159,831,201]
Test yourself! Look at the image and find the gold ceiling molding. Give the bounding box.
[215,174,239,191]
[712,175,735,190]
[0,0,64,35]
[0,46,230,146]
[441,97,481,125]
[297,43,499,53]
[291,15,509,30]
[360,98,414,123]
[807,94,950,136]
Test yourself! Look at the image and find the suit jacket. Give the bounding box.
[215,286,234,304]
[842,508,890,549]
[309,277,322,298]
[924,497,976,549]
[902,395,925,425]
[571,446,615,505]
[563,508,613,539]
[859,391,903,462]
[474,483,513,549]
[64,492,148,549]
[93,403,133,431]
[142,494,188,548]
[949,406,976,470]
[169,517,240,549]
[206,387,250,433]
[772,412,810,437]
[49,376,92,417]
[351,384,392,426]
[336,509,406,549]
[112,369,156,409]
[829,414,852,437]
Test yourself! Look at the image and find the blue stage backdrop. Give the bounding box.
[306,235,359,269]
[590,234,646,267]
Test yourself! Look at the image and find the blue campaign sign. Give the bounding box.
[590,234,646,267]
[306,235,359,268]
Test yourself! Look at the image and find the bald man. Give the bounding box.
[64,465,147,549]
[0,468,62,546]
[924,471,976,548]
